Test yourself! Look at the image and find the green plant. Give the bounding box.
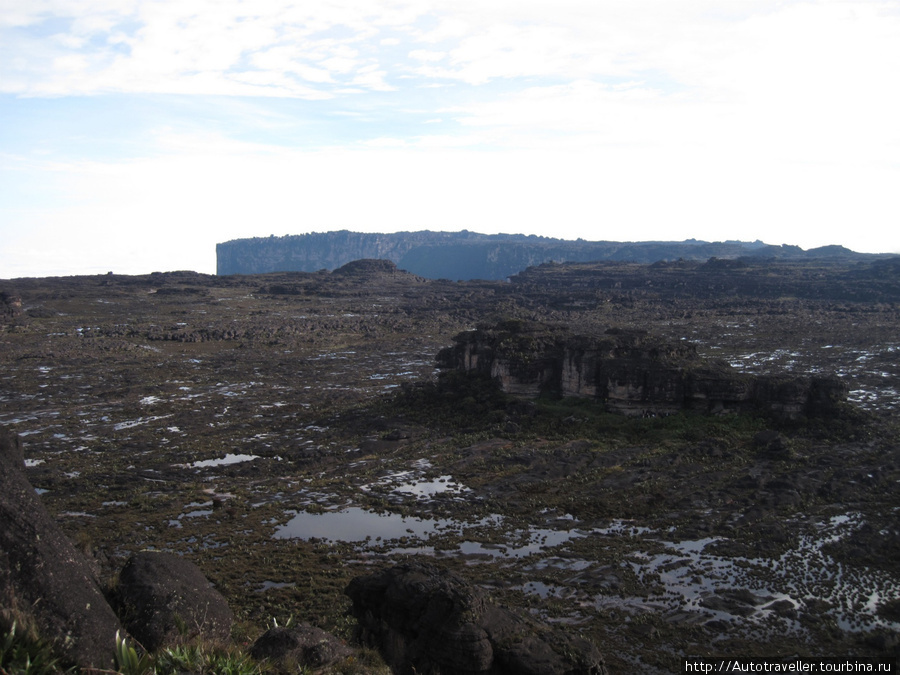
[154,644,205,674]
[0,620,70,675]
[114,630,155,675]
[155,643,265,675]
[204,649,262,675]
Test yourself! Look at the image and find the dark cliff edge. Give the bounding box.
[510,255,900,303]
[216,230,879,281]
[437,321,848,419]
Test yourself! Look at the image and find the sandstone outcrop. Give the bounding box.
[346,561,606,675]
[0,429,122,669]
[113,551,234,652]
[0,290,22,325]
[437,321,847,418]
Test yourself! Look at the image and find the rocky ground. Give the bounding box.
[1,260,899,673]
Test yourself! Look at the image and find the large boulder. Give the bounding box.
[346,561,605,675]
[0,429,122,669]
[114,551,233,652]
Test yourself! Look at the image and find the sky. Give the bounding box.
[2,1,899,277]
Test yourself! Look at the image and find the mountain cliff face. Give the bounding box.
[217,231,863,280]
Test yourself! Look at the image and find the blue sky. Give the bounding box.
[2,0,899,277]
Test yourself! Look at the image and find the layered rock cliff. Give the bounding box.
[437,321,847,418]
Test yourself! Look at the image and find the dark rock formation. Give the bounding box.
[113,551,233,652]
[752,430,790,458]
[332,258,406,278]
[0,429,122,669]
[0,290,22,325]
[437,321,847,418]
[345,561,606,675]
[511,256,900,303]
[250,624,353,669]
[216,230,875,281]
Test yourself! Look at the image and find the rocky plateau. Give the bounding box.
[1,256,899,673]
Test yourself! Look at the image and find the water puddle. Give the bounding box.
[392,475,471,499]
[273,506,464,543]
[255,581,296,592]
[457,527,589,559]
[113,415,173,431]
[273,506,590,561]
[183,453,260,468]
[588,513,900,634]
[182,509,214,518]
[362,462,472,501]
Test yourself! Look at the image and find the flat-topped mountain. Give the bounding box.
[216,230,872,280]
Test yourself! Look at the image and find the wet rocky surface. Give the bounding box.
[1,259,899,672]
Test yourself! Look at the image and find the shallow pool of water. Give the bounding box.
[188,453,259,468]
[273,506,463,542]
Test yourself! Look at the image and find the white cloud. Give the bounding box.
[408,49,445,63]
[5,0,900,117]
[2,0,900,277]
[0,0,422,97]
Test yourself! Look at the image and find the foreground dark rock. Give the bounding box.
[114,551,234,652]
[250,624,353,669]
[438,321,847,418]
[346,561,606,675]
[0,429,122,669]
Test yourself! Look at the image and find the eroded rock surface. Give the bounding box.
[0,429,122,669]
[438,321,847,418]
[346,561,606,675]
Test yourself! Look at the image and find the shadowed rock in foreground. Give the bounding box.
[346,561,606,675]
[438,321,847,418]
[113,551,234,652]
[0,429,122,669]
[250,624,353,670]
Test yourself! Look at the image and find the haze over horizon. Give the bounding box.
[2,1,900,278]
